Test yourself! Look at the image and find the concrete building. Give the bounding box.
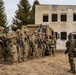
[35,5,76,50]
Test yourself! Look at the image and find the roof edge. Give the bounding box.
[36,4,76,6]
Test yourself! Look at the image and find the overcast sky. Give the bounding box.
[3,0,76,25]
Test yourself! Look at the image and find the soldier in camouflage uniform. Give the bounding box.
[16,29,25,62]
[45,39,50,55]
[24,29,29,42]
[42,42,46,57]
[49,39,52,56]
[41,33,45,57]
[0,26,8,63]
[6,29,17,63]
[50,36,56,56]
[23,29,30,60]
[65,33,75,74]
[32,31,39,58]
[0,26,4,63]
[37,34,42,57]
[32,41,38,59]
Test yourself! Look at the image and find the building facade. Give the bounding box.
[35,5,76,50]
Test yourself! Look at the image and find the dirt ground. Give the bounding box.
[0,52,76,75]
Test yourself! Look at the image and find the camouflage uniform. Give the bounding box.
[28,37,34,58]
[49,39,52,56]
[66,34,75,74]
[23,29,30,60]
[24,29,29,42]
[0,27,8,63]
[32,42,38,59]
[45,39,50,55]
[6,29,17,63]
[33,32,39,58]
[24,42,29,59]
[42,43,46,57]
[0,39,2,63]
[50,36,56,56]
[0,27,4,63]
[16,29,25,62]
[38,35,43,57]
[39,45,43,57]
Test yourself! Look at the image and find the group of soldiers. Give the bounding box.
[0,25,56,64]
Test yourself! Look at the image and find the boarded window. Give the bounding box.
[73,13,76,21]
[43,14,48,22]
[61,14,67,21]
[61,32,67,40]
[52,14,57,22]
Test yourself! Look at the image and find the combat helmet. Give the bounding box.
[0,26,4,30]
[0,26,4,33]
[24,29,28,33]
[7,29,16,39]
[16,29,22,35]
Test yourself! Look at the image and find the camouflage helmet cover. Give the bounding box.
[1,27,4,30]
[7,30,16,39]
[24,29,28,33]
[0,26,4,30]
[16,29,21,32]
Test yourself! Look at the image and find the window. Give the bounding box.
[52,14,57,22]
[73,35,76,39]
[61,32,67,40]
[61,14,67,21]
[73,13,76,21]
[43,14,48,22]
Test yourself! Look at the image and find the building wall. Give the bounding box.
[35,5,76,50]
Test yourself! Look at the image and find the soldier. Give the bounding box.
[6,29,17,63]
[0,26,8,63]
[24,41,29,59]
[32,41,38,59]
[65,33,75,74]
[28,36,35,58]
[37,34,43,57]
[23,29,30,60]
[0,26,4,63]
[42,42,46,57]
[45,39,50,56]
[42,33,46,57]
[50,36,56,56]
[16,29,25,62]
[24,29,29,42]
